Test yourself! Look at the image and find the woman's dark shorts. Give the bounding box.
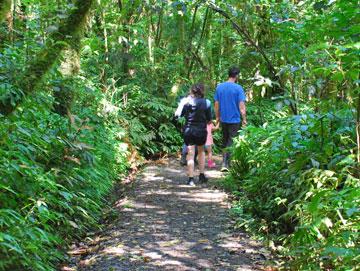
[183,126,207,146]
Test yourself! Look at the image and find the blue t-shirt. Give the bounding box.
[214,82,246,124]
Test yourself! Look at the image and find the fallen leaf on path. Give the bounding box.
[67,245,99,256]
[161,239,181,247]
[60,266,77,271]
[262,267,278,271]
[78,256,96,266]
[218,233,232,238]
[68,248,88,255]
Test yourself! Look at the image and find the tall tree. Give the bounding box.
[0,0,11,23]
[0,0,94,116]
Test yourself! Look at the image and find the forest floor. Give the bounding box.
[63,156,271,271]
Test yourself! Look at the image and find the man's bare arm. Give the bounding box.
[215,101,220,125]
[240,101,247,127]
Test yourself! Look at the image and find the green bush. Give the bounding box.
[229,108,360,270]
[109,83,183,157]
[246,99,289,126]
[0,40,184,269]
[0,76,129,270]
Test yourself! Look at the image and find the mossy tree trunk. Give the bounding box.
[0,0,94,116]
[0,0,11,23]
[356,93,360,167]
[0,0,12,46]
[53,34,81,116]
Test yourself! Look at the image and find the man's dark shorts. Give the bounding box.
[221,122,240,148]
[183,126,207,146]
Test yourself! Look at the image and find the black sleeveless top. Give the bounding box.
[181,97,212,130]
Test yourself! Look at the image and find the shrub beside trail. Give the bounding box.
[227,108,360,270]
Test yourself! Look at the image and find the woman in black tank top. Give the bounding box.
[180,83,212,186]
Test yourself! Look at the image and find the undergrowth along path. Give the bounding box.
[65,157,270,271]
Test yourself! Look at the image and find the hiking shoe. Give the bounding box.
[187,178,195,186]
[207,160,216,168]
[220,166,229,172]
[221,154,230,172]
[220,165,229,172]
[199,173,208,183]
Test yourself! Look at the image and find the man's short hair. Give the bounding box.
[228,67,240,78]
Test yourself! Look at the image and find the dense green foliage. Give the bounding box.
[229,106,359,269]
[218,1,360,269]
[0,0,359,270]
[107,84,182,156]
[0,1,186,269]
[0,52,130,269]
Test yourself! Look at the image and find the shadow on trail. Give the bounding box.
[67,158,266,271]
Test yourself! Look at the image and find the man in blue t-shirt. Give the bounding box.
[214,66,247,171]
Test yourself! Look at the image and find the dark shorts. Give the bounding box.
[221,122,240,148]
[183,126,207,146]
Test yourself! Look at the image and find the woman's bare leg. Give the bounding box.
[187,145,195,177]
[197,145,205,174]
[207,145,213,161]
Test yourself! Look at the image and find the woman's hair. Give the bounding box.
[190,83,205,98]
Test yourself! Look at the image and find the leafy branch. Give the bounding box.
[0,0,94,116]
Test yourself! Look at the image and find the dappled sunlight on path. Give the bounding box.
[64,157,268,271]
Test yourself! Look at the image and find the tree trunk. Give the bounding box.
[155,6,163,47]
[148,14,154,64]
[54,34,81,116]
[0,0,12,47]
[0,0,94,116]
[179,15,186,76]
[356,93,360,166]
[187,7,209,79]
[6,0,13,42]
[0,0,11,23]
[207,15,215,86]
[184,5,198,72]
[98,8,109,85]
[208,4,279,84]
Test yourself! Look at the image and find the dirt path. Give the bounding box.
[64,157,269,271]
